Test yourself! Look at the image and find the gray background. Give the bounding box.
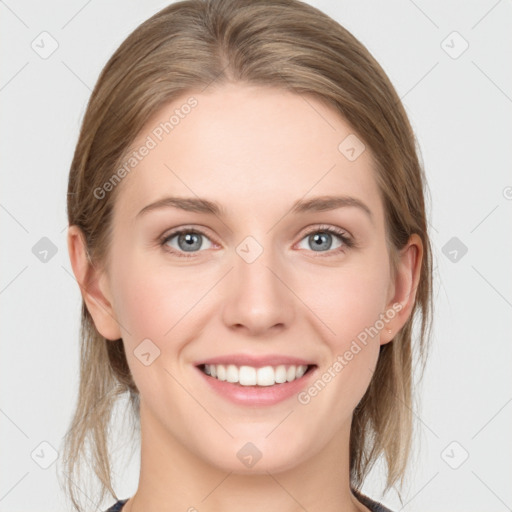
[1,1,511,511]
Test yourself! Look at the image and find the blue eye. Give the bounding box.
[297,225,353,254]
[161,229,214,257]
[160,224,353,259]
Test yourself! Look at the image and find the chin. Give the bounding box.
[203,436,310,475]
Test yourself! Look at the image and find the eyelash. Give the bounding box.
[159,224,354,259]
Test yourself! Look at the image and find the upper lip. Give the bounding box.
[195,354,316,368]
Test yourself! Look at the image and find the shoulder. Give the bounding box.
[103,498,129,512]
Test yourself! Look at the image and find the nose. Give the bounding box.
[221,240,295,336]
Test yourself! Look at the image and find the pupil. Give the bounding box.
[311,232,331,251]
[179,233,201,251]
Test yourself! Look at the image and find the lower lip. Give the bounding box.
[195,366,317,406]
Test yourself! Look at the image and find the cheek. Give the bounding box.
[296,259,390,346]
[110,262,206,392]
[293,262,390,430]
[110,251,205,346]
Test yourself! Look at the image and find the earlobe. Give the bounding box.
[381,233,423,345]
[67,225,122,341]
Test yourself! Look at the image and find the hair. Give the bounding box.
[60,0,433,510]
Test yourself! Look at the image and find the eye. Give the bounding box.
[296,225,353,255]
[161,228,214,258]
[160,224,354,259]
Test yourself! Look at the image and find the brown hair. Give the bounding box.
[60,0,433,510]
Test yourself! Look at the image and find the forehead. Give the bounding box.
[113,83,383,223]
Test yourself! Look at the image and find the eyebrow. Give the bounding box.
[136,195,373,222]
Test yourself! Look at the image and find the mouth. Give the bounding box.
[196,363,317,387]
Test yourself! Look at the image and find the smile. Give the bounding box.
[195,362,318,406]
[199,363,314,386]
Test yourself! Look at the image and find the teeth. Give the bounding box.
[202,364,309,386]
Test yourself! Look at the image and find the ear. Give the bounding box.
[67,225,122,341]
[380,233,423,345]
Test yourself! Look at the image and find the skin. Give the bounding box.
[68,83,422,512]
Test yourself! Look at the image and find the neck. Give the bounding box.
[123,401,370,512]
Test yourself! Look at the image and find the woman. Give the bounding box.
[60,1,433,511]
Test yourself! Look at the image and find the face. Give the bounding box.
[82,83,414,474]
